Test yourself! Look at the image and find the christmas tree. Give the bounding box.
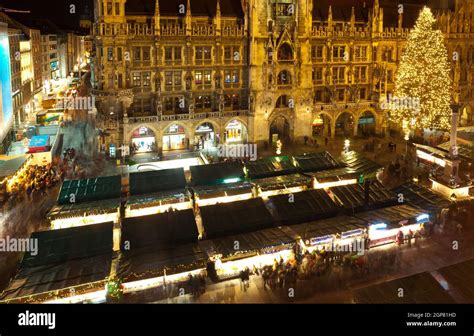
[390,7,452,132]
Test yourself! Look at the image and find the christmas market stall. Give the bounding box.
[267,189,340,226]
[290,215,367,253]
[0,222,113,304]
[49,175,122,228]
[392,182,452,214]
[190,161,245,186]
[251,173,312,198]
[204,226,299,280]
[192,181,253,207]
[0,154,31,200]
[243,155,297,179]
[292,151,342,173]
[118,210,206,294]
[338,151,383,180]
[125,168,192,217]
[329,180,398,214]
[352,271,455,303]
[436,259,474,302]
[352,204,431,247]
[200,198,275,239]
[304,166,358,189]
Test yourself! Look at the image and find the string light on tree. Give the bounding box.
[390,7,452,131]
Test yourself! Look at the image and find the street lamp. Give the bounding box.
[344,139,350,153]
[404,132,409,156]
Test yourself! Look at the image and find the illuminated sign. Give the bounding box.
[309,235,335,246]
[417,214,429,222]
[341,229,364,239]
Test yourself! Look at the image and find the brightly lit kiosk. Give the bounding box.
[430,105,473,201]
[205,227,298,280]
[193,182,254,208]
[252,174,311,198]
[353,204,431,247]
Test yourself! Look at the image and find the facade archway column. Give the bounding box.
[353,118,358,137]
[330,118,336,139]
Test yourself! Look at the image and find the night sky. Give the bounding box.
[0,0,93,29]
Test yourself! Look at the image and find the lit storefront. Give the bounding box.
[124,190,193,218]
[163,124,187,151]
[195,123,216,150]
[131,127,156,153]
[225,119,247,144]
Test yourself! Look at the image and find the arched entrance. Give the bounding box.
[131,126,157,153]
[335,112,354,137]
[270,116,291,144]
[195,122,217,149]
[357,111,376,137]
[225,119,247,144]
[312,114,332,137]
[163,124,188,151]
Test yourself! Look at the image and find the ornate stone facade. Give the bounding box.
[92,0,474,151]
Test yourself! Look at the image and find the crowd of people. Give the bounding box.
[2,164,62,208]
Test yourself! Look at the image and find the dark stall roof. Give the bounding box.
[126,0,244,17]
[200,198,275,239]
[193,182,252,200]
[0,223,113,301]
[58,175,122,205]
[352,204,426,227]
[129,168,186,195]
[330,180,397,213]
[244,156,296,179]
[210,226,298,260]
[353,271,455,303]
[437,141,473,161]
[268,189,340,226]
[118,243,207,282]
[290,215,366,241]
[122,209,199,248]
[252,173,312,192]
[190,161,244,186]
[338,151,382,177]
[23,222,113,267]
[392,182,452,213]
[0,155,27,179]
[293,151,341,173]
[437,259,474,303]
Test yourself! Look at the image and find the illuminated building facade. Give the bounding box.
[91,0,474,152]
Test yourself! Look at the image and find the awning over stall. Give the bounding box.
[437,259,474,302]
[47,198,120,220]
[0,223,113,301]
[122,209,199,248]
[129,168,187,195]
[353,272,455,303]
[392,182,452,213]
[0,155,28,179]
[267,189,340,226]
[330,181,397,213]
[126,189,191,210]
[352,204,427,228]
[208,226,298,261]
[193,182,253,201]
[58,175,122,205]
[190,161,245,186]
[292,151,341,172]
[290,215,366,242]
[338,151,382,177]
[244,156,296,179]
[252,174,311,192]
[200,198,275,239]
[437,141,473,161]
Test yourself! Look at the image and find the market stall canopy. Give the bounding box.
[126,189,191,209]
[0,155,28,179]
[392,182,452,213]
[290,215,366,242]
[244,156,297,179]
[330,181,397,213]
[122,209,199,248]
[200,198,275,239]
[437,259,474,303]
[338,151,382,178]
[252,174,312,192]
[27,135,50,153]
[129,168,186,195]
[292,151,341,172]
[193,182,252,200]
[190,161,245,186]
[118,243,207,282]
[0,223,113,301]
[352,204,427,228]
[58,175,122,205]
[353,271,455,303]
[47,198,120,220]
[267,189,340,226]
[437,141,473,161]
[208,226,298,261]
